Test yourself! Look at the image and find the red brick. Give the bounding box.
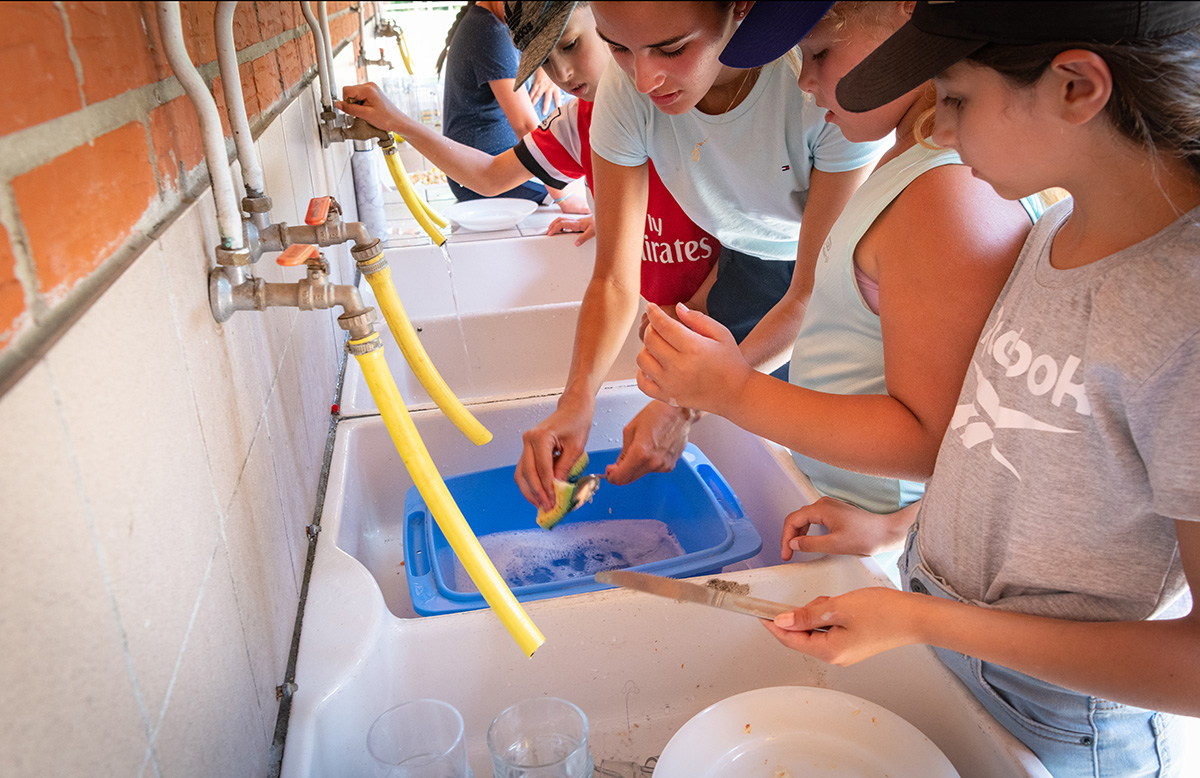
[139,0,174,82]
[0,2,82,134]
[13,124,159,299]
[276,38,303,91]
[251,52,283,112]
[64,2,159,105]
[256,0,285,40]
[181,0,216,65]
[0,223,25,350]
[298,31,315,70]
[232,1,260,48]
[149,96,205,192]
[279,1,301,31]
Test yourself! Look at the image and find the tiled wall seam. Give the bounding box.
[0,2,367,398]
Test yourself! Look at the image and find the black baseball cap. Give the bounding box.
[720,1,835,68]
[506,1,578,89]
[837,1,1200,113]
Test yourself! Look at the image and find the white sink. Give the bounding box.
[282,383,1050,778]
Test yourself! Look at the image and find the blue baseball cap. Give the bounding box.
[720,1,835,68]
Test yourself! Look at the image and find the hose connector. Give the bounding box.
[215,245,252,267]
[340,308,378,343]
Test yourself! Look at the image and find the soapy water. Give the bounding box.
[445,519,685,593]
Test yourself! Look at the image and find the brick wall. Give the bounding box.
[0,0,371,392]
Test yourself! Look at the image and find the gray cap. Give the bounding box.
[506,1,578,89]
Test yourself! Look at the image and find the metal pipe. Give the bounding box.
[157,1,244,250]
[215,1,265,197]
[318,2,338,101]
[301,1,333,109]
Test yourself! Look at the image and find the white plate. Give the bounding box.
[442,198,538,231]
[655,686,960,778]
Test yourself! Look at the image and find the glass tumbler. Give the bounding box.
[487,697,593,778]
[366,699,472,778]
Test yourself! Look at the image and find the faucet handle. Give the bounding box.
[277,244,320,266]
[305,196,333,225]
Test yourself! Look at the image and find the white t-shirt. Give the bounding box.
[589,59,886,261]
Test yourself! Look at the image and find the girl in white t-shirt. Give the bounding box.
[515,1,883,511]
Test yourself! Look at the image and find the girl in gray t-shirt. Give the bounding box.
[754,3,1200,777]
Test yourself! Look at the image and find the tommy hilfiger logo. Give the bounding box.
[781,164,791,171]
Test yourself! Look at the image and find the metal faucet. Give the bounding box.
[360,45,392,70]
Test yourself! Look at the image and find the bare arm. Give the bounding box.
[738,165,873,372]
[338,83,533,195]
[767,519,1200,717]
[639,165,1029,481]
[514,153,648,508]
[489,78,541,138]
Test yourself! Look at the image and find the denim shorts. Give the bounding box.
[900,526,1181,777]
[704,246,795,381]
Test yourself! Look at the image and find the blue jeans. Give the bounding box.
[900,527,1181,777]
[448,178,548,204]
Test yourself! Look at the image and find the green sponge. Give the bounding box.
[535,453,595,530]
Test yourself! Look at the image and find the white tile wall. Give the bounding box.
[0,69,356,776]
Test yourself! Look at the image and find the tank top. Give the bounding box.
[788,142,1043,513]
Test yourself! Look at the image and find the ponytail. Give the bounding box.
[436,1,476,77]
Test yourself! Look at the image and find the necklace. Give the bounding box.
[691,68,759,163]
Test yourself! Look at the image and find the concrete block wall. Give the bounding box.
[0,2,386,776]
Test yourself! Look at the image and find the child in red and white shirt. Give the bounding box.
[339,2,719,309]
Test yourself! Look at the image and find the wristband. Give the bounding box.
[552,194,570,203]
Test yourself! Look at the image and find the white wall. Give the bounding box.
[0,72,358,776]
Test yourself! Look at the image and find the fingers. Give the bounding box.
[516,429,560,511]
[545,217,583,236]
[574,222,596,246]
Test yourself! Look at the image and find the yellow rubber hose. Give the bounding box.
[383,142,448,243]
[359,258,492,447]
[385,134,448,228]
[352,334,544,656]
[396,27,413,75]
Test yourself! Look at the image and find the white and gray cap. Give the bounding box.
[506,1,578,89]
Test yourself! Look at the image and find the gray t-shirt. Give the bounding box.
[917,199,1200,622]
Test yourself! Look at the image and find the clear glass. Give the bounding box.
[487,697,593,778]
[367,699,472,778]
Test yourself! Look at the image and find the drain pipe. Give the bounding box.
[301,1,333,111]
[318,2,338,101]
[157,0,249,273]
[215,1,265,199]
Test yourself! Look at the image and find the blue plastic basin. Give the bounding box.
[404,443,761,616]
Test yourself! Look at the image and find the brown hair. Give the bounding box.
[968,28,1200,181]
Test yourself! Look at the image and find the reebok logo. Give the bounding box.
[949,309,1091,479]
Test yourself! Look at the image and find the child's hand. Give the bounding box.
[546,216,595,246]
[762,588,922,666]
[637,303,753,416]
[781,497,913,560]
[335,82,404,132]
[603,401,698,486]
[555,193,590,215]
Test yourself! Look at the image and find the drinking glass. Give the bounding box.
[487,697,593,778]
[367,699,472,778]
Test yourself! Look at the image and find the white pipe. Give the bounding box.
[215,1,265,197]
[157,1,244,250]
[318,2,338,101]
[301,1,333,109]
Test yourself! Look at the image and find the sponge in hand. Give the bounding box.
[535,453,594,530]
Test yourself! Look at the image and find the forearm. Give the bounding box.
[912,595,1200,716]
[735,294,807,373]
[718,372,941,481]
[393,122,529,196]
[561,278,641,406]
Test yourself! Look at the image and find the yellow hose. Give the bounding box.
[396,27,413,75]
[359,257,492,446]
[383,142,448,243]
[385,134,448,228]
[352,334,544,657]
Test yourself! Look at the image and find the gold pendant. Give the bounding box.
[691,137,707,162]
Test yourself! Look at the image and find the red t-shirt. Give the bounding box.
[515,99,719,305]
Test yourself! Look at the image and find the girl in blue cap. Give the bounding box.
[758,3,1200,776]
